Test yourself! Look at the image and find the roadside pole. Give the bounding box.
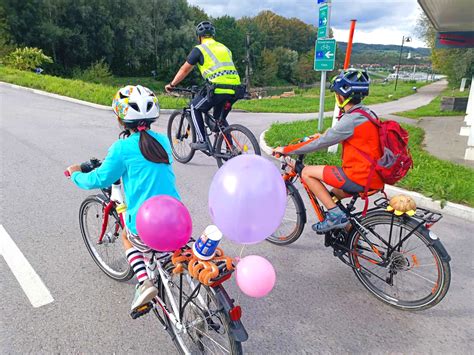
[328,19,357,153]
[315,0,335,132]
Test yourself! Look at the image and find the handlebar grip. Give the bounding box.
[64,170,71,178]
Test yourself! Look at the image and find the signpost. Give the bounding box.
[314,39,336,71]
[317,5,328,38]
[314,0,335,132]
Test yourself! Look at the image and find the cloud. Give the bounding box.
[187,0,426,46]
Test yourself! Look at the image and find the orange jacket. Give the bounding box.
[283,104,384,190]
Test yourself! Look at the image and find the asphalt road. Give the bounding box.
[1,83,473,354]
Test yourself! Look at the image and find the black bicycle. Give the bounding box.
[167,86,261,167]
[267,154,451,311]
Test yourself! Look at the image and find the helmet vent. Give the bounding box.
[146,102,153,112]
[129,102,140,112]
[119,93,127,99]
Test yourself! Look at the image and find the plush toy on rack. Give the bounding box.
[386,195,417,216]
[171,247,234,286]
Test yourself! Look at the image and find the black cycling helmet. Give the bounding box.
[330,69,370,100]
[196,21,216,37]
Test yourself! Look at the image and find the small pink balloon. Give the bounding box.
[136,195,192,251]
[235,255,276,298]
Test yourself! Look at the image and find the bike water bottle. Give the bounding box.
[193,225,223,260]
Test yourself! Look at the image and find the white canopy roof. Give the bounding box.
[417,0,474,32]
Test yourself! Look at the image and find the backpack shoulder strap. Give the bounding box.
[352,108,381,128]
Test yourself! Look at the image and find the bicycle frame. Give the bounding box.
[279,155,445,269]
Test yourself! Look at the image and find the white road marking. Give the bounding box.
[0,224,54,308]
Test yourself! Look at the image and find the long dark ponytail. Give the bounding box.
[120,120,170,164]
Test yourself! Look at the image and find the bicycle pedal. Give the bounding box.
[130,302,153,319]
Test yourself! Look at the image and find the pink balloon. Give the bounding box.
[136,195,192,252]
[235,255,276,298]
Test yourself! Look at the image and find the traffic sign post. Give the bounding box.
[314,0,334,132]
[314,39,336,71]
[318,5,328,38]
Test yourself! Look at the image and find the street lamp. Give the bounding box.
[394,36,411,92]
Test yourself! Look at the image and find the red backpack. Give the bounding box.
[349,109,413,213]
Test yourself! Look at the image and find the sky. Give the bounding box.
[187,0,427,47]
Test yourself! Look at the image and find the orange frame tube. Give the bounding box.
[343,20,357,69]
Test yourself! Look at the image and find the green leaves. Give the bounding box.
[3,47,52,71]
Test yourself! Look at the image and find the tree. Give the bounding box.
[273,47,298,83]
[255,48,279,85]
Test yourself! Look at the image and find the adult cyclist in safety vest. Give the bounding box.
[274,70,383,233]
[165,21,242,151]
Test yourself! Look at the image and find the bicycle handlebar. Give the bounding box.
[64,158,102,178]
[169,86,200,95]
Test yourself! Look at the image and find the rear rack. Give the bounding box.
[373,197,443,224]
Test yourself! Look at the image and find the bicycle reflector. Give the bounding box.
[229,306,242,321]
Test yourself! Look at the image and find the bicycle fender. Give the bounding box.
[424,229,451,263]
[213,286,249,342]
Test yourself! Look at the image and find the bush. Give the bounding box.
[74,59,112,83]
[3,47,53,71]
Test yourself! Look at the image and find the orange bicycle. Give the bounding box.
[267,152,451,311]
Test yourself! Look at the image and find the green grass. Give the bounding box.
[265,118,474,207]
[394,88,469,119]
[0,66,184,109]
[235,81,427,113]
[1,66,429,114]
[96,76,166,93]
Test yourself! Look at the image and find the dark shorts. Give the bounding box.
[322,166,364,194]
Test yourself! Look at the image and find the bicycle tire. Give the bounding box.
[267,181,307,245]
[215,124,261,167]
[157,261,243,355]
[349,211,451,311]
[79,195,133,282]
[167,110,196,164]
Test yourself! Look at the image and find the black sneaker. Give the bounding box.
[190,141,209,151]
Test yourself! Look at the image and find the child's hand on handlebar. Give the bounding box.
[272,147,285,158]
[66,164,81,175]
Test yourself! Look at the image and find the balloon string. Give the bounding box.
[239,245,246,259]
[235,245,246,306]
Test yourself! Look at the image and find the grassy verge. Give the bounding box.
[0,66,427,114]
[394,88,468,119]
[235,81,427,113]
[0,66,185,109]
[265,118,474,207]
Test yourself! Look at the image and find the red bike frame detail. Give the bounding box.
[98,201,115,243]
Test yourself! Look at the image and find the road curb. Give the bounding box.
[0,82,176,114]
[259,129,474,222]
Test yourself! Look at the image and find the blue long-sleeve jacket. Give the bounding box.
[71,130,181,234]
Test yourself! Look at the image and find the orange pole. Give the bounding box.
[343,20,357,69]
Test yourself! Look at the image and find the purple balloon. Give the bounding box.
[136,195,192,251]
[208,155,286,244]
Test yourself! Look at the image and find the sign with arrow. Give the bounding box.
[318,4,329,38]
[314,38,337,71]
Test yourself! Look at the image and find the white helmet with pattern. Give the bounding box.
[112,85,160,124]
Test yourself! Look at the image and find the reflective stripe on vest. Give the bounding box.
[196,39,241,89]
[199,43,235,77]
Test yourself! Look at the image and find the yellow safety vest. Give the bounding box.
[195,38,241,95]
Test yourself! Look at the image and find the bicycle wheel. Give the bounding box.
[167,110,196,164]
[215,124,261,167]
[79,195,133,282]
[349,211,451,310]
[158,262,242,355]
[267,181,307,245]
